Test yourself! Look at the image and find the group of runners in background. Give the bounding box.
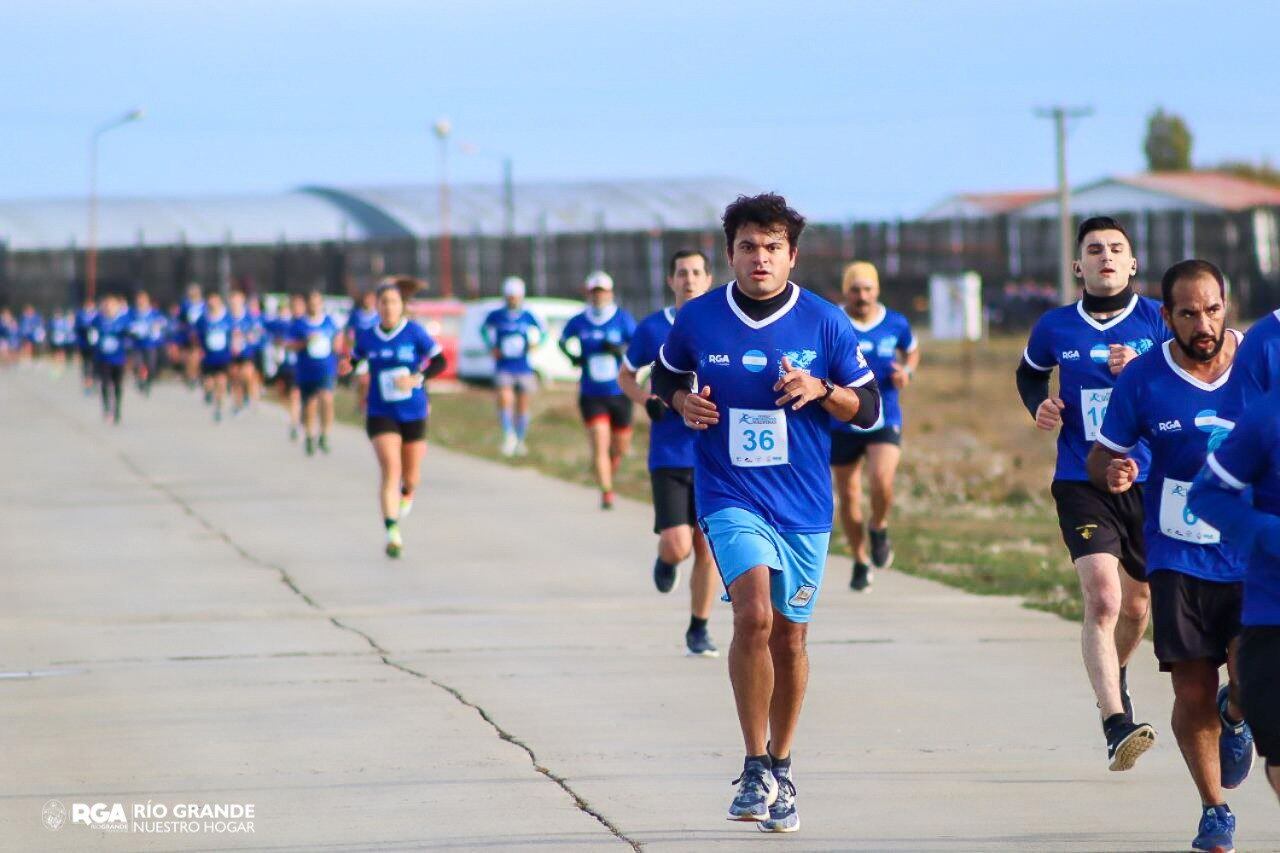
[8,194,1278,847]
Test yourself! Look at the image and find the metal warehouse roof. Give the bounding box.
[0,178,758,252]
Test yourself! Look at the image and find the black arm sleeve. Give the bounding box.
[847,377,882,429]
[557,339,583,367]
[1015,358,1051,419]
[422,352,448,380]
[651,358,695,407]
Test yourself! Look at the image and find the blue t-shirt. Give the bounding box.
[50,315,75,347]
[561,305,637,397]
[196,311,235,367]
[127,308,167,349]
[1203,391,1280,625]
[346,308,380,336]
[74,308,98,348]
[228,311,263,358]
[93,313,131,365]
[1220,309,1280,422]
[1024,295,1168,482]
[353,319,443,422]
[290,315,340,384]
[482,307,545,375]
[660,283,875,534]
[1097,337,1245,583]
[19,312,45,344]
[834,305,915,434]
[179,298,204,342]
[625,307,698,471]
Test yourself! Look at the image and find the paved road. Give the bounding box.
[3,367,1278,851]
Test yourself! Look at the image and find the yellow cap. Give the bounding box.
[841,261,879,293]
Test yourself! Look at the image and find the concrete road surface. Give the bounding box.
[2,367,1277,851]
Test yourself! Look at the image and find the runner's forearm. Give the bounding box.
[1016,359,1051,418]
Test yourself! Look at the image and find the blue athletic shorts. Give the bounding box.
[699,506,830,623]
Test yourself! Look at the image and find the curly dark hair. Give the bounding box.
[721,193,806,253]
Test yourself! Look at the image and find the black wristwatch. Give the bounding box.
[818,377,835,402]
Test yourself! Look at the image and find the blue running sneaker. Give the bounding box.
[1192,803,1235,853]
[757,764,798,833]
[727,758,777,822]
[1217,685,1254,789]
[685,627,718,658]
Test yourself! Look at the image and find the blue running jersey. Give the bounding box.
[346,308,380,337]
[50,315,75,347]
[482,307,545,375]
[625,307,697,470]
[19,312,45,345]
[179,298,204,344]
[127,308,167,349]
[1097,337,1245,583]
[228,311,262,358]
[1220,309,1280,422]
[197,311,235,367]
[1024,294,1168,482]
[353,319,442,422]
[290,315,339,384]
[93,312,131,365]
[660,283,875,533]
[74,308,98,348]
[834,306,915,434]
[1197,391,1280,625]
[562,306,637,397]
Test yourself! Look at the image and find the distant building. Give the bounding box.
[919,189,1052,221]
[1012,172,1280,218]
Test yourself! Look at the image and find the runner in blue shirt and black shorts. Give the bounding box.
[482,276,545,457]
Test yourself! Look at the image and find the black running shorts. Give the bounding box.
[1050,480,1147,580]
[1239,626,1280,765]
[1147,569,1242,672]
[829,424,902,467]
[578,394,633,430]
[366,415,427,443]
[651,467,696,533]
[201,362,230,378]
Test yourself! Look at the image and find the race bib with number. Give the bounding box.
[379,366,413,402]
[729,408,789,467]
[587,352,619,383]
[1080,387,1111,441]
[306,334,332,359]
[1159,478,1221,544]
[500,333,526,359]
[100,335,118,354]
[206,330,227,350]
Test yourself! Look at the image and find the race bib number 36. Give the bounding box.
[729,408,789,467]
[1159,478,1221,544]
[1080,387,1111,441]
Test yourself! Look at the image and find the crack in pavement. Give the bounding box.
[26,381,641,850]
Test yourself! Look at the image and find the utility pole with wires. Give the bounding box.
[1035,105,1092,304]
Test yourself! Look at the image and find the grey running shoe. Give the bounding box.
[869,528,894,570]
[757,764,798,833]
[685,628,718,658]
[850,561,873,592]
[727,758,777,821]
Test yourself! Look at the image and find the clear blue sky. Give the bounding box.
[2,0,1276,220]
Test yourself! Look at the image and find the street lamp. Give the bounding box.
[433,117,453,298]
[87,108,144,302]
[459,141,515,237]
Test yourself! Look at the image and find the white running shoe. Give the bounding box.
[500,432,518,457]
[514,438,529,457]
[399,495,414,518]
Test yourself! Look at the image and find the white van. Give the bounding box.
[457,297,585,385]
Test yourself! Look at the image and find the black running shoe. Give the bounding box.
[305,436,315,457]
[850,562,873,592]
[869,528,894,570]
[654,559,679,594]
[1105,716,1156,771]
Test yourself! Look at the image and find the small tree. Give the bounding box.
[1144,108,1193,171]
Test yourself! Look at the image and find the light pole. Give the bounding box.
[87,108,143,302]
[459,140,516,275]
[433,117,453,298]
[1035,105,1092,305]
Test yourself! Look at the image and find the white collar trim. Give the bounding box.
[726,281,801,330]
[663,307,676,324]
[1075,293,1139,331]
[848,304,886,333]
[374,319,408,341]
[1159,330,1242,392]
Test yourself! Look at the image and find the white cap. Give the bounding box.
[501,276,526,298]
[585,270,613,291]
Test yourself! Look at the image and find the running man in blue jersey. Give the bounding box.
[482,276,545,457]
[651,194,881,832]
[342,277,447,557]
[1088,260,1253,850]
[93,294,132,424]
[74,299,100,394]
[17,305,45,360]
[48,308,76,373]
[227,290,262,414]
[832,260,920,591]
[1219,300,1280,422]
[127,291,166,396]
[1190,393,1280,809]
[196,292,235,422]
[620,249,719,657]
[560,271,637,509]
[290,289,340,456]
[1016,215,1169,770]
[346,289,380,410]
[178,282,205,389]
